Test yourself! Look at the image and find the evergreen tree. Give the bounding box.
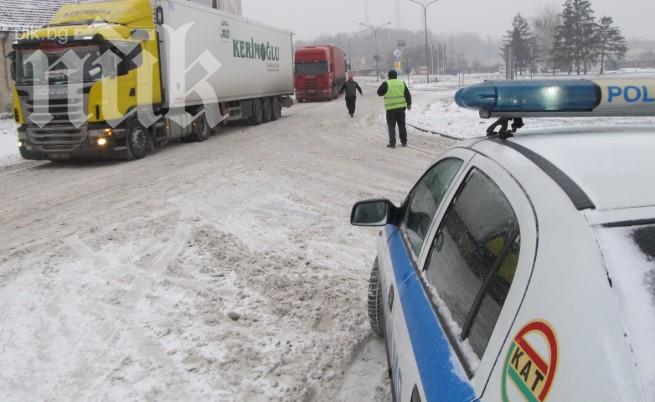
[552,0,598,75]
[577,0,599,74]
[501,13,534,76]
[552,0,576,74]
[597,16,628,74]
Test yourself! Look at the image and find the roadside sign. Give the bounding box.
[394,61,402,70]
[397,40,406,48]
[393,48,402,59]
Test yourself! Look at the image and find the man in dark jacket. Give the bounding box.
[377,70,412,148]
[340,73,363,117]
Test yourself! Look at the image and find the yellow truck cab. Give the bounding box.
[12,0,293,160]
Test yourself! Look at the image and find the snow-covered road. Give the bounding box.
[0,88,454,401]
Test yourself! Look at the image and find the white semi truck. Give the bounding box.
[11,0,294,160]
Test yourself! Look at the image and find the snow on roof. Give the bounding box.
[0,0,71,32]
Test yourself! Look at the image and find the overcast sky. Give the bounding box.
[242,0,653,41]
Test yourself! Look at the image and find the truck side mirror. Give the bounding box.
[7,51,16,81]
[131,29,149,41]
[155,6,164,25]
[351,199,397,227]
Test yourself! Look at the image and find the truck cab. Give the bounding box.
[294,45,346,102]
[12,0,162,160]
[11,0,294,161]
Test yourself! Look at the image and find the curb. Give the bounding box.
[407,123,463,141]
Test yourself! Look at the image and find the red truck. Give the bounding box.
[294,45,347,102]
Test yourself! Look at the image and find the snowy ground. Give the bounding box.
[0,89,453,401]
[0,119,21,167]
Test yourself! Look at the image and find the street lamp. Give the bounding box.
[359,21,391,82]
[408,0,440,84]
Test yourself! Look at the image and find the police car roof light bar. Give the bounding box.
[455,78,655,137]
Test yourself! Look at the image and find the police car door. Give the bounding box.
[382,148,474,402]
[409,152,537,402]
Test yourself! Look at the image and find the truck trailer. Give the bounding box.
[10,0,294,161]
[294,45,346,102]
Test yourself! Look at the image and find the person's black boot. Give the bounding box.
[386,144,396,148]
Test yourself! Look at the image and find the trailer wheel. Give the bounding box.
[368,258,385,338]
[192,114,210,142]
[262,98,273,123]
[271,97,281,121]
[126,119,148,160]
[249,98,264,126]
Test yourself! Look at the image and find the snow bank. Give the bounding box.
[0,118,21,167]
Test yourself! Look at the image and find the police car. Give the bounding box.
[351,79,655,402]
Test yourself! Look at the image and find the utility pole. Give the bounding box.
[409,0,441,84]
[431,43,435,80]
[360,22,391,82]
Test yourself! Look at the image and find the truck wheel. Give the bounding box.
[368,258,385,338]
[271,97,281,121]
[126,119,148,160]
[249,98,264,125]
[192,114,210,142]
[262,98,273,123]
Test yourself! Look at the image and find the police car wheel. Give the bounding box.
[367,258,385,338]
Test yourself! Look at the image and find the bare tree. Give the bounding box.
[532,5,560,74]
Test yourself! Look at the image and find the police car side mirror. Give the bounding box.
[351,199,397,227]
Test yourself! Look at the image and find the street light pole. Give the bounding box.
[409,0,440,84]
[360,22,391,82]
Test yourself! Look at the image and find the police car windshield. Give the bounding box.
[596,224,655,400]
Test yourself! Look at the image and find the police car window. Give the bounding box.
[424,168,519,361]
[402,158,463,258]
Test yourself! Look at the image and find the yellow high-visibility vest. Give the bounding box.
[384,79,408,111]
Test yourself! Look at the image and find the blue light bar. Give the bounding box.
[455,79,655,118]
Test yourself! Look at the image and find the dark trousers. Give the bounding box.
[345,96,357,115]
[386,108,408,145]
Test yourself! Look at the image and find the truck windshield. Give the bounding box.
[596,223,655,399]
[16,44,103,85]
[295,62,328,75]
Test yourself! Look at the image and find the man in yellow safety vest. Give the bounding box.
[377,70,412,148]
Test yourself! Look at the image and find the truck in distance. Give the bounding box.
[10,0,294,161]
[294,45,347,102]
